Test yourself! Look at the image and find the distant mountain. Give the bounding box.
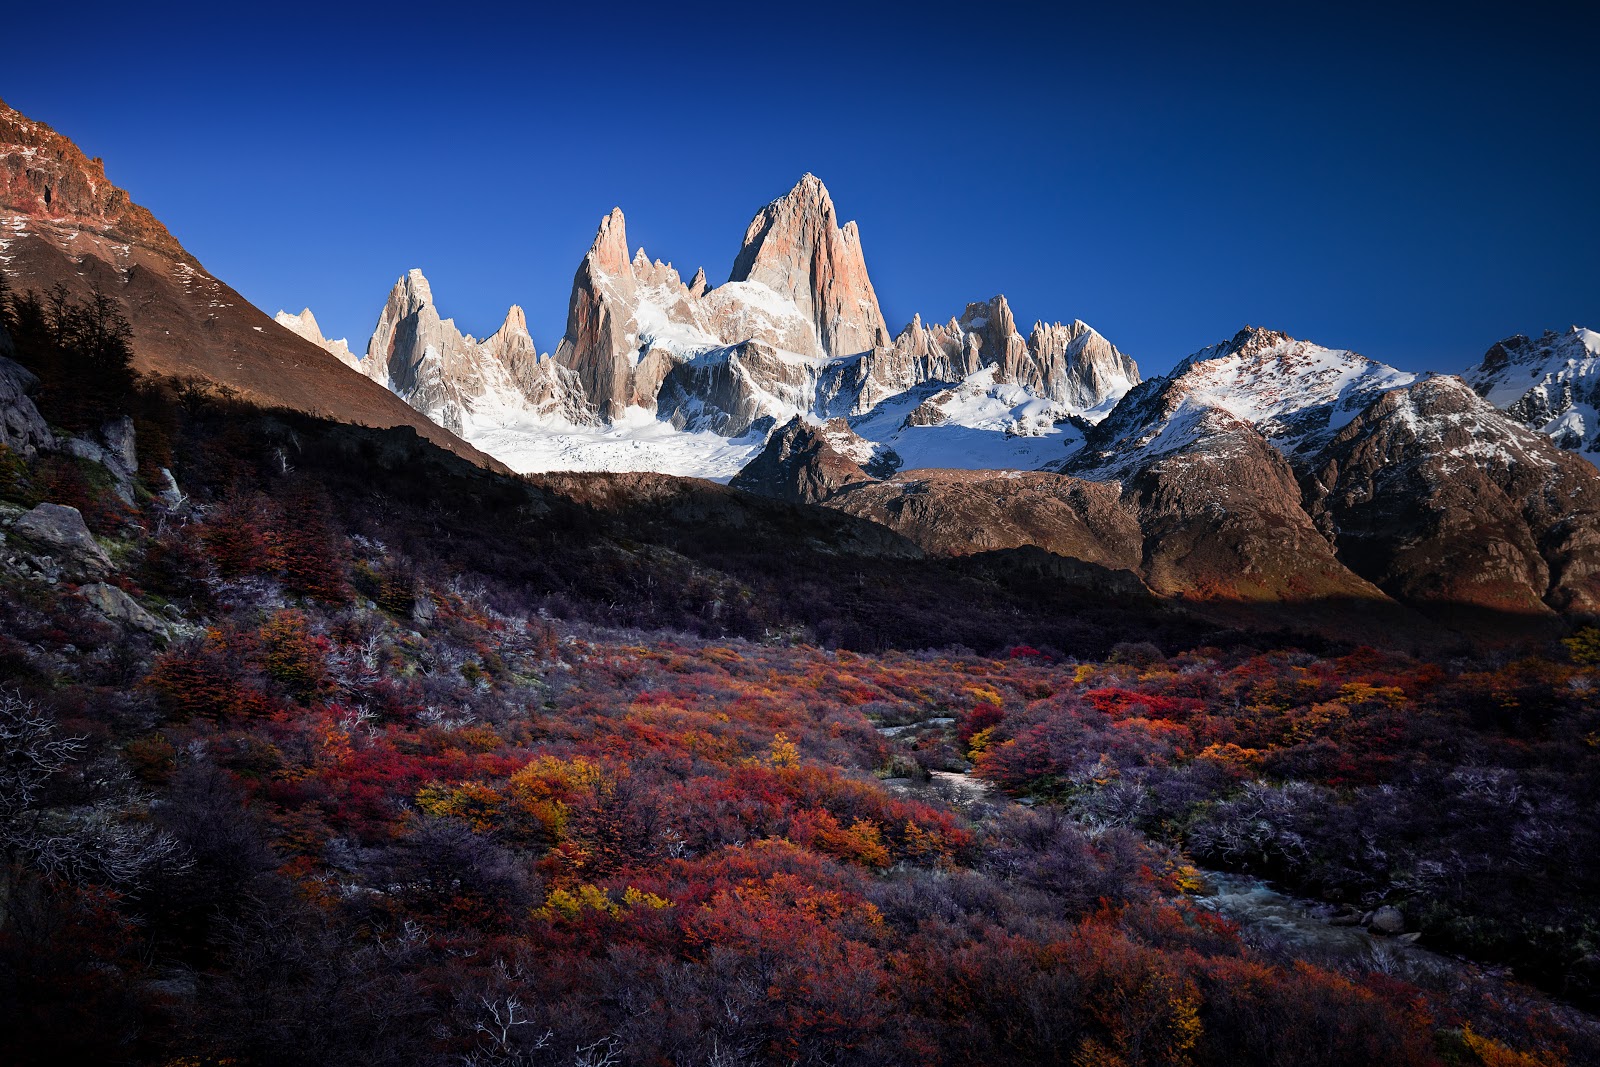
[0,97,499,468]
[273,308,359,370]
[1463,326,1600,458]
[315,174,1140,479]
[733,325,1600,627]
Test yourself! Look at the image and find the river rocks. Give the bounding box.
[80,581,168,637]
[0,355,54,456]
[12,502,111,577]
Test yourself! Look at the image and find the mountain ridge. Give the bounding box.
[0,97,503,469]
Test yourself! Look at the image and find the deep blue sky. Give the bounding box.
[5,1,1596,376]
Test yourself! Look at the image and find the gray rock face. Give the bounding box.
[0,355,54,456]
[551,212,646,422]
[551,205,835,425]
[64,416,138,503]
[13,502,111,577]
[366,269,480,434]
[80,581,168,637]
[847,297,1140,418]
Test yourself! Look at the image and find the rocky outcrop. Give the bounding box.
[552,209,644,421]
[366,269,476,431]
[0,355,54,455]
[846,297,1139,422]
[551,206,830,425]
[728,174,888,359]
[11,502,111,578]
[1022,318,1141,410]
[0,95,184,259]
[1463,327,1600,456]
[63,416,137,503]
[1303,375,1600,617]
[80,581,168,637]
[274,308,362,372]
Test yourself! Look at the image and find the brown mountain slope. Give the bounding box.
[1304,376,1600,619]
[0,97,501,469]
[728,416,1437,641]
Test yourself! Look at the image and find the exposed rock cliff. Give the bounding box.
[727,173,889,359]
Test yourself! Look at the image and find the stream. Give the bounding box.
[875,719,1600,1044]
[1194,869,1459,982]
[876,727,1493,986]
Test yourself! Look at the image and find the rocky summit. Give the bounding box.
[319,173,1143,479]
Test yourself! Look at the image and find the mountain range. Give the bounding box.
[3,94,1598,636]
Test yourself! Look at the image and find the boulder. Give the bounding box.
[1369,905,1406,934]
[12,502,111,576]
[80,581,168,637]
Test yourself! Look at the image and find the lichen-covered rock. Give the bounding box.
[80,581,168,637]
[12,502,111,577]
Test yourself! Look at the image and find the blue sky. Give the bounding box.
[4,1,1596,376]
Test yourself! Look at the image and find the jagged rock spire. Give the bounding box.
[728,174,889,358]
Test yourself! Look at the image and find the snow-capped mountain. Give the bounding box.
[1462,327,1600,457]
[1067,326,1416,480]
[8,87,1600,632]
[313,174,1142,479]
[728,322,1600,621]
